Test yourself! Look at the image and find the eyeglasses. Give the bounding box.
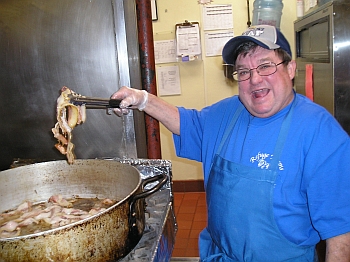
[232,61,286,82]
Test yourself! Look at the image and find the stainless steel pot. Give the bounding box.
[0,159,167,261]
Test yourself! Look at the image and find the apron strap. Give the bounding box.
[269,97,296,171]
[216,103,244,154]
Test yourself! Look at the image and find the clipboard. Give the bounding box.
[175,20,201,60]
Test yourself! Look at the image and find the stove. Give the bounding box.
[10,158,178,262]
[115,158,177,261]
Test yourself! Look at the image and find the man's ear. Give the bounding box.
[287,60,297,80]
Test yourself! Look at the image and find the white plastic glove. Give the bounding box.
[111,86,149,116]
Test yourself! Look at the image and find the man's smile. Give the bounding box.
[252,88,270,99]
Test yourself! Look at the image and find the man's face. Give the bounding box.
[235,46,296,118]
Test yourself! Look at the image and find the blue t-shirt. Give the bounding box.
[173,94,350,246]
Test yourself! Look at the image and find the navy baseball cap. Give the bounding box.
[222,25,292,65]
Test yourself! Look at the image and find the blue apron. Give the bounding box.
[199,100,315,261]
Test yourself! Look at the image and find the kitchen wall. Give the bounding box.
[152,0,297,181]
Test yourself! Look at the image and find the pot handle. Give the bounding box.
[128,174,168,232]
[132,173,168,202]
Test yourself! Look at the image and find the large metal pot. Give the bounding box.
[0,159,167,261]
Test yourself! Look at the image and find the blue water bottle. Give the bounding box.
[252,0,284,29]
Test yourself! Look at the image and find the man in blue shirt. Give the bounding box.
[112,25,350,261]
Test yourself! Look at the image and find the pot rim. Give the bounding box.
[0,159,142,241]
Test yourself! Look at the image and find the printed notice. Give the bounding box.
[176,24,201,56]
[202,4,233,31]
[154,40,177,64]
[156,65,181,96]
[205,30,234,57]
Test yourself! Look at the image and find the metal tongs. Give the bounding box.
[69,95,122,109]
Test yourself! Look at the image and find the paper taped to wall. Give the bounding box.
[156,65,181,96]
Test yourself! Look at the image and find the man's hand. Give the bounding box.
[111,86,148,116]
[111,86,180,134]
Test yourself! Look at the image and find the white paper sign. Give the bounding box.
[205,30,234,57]
[156,65,181,96]
[176,24,201,56]
[202,4,233,31]
[154,40,177,64]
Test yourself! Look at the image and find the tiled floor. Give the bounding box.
[172,192,207,257]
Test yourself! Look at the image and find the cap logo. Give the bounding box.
[242,27,265,37]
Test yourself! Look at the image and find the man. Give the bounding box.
[111,25,350,261]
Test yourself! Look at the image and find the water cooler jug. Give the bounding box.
[252,0,283,29]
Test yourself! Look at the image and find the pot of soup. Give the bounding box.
[0,159,167,261]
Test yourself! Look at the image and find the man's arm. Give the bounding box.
[143,93,180,135]
[326,232,350,261]
[111,86,180,135]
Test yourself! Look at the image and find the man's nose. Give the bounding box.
[250,68,262,82]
